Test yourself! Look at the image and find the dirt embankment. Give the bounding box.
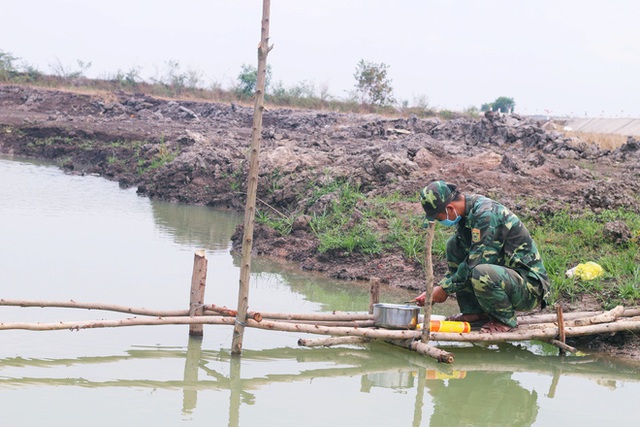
[1,84,640,356]
[2,84,639,287]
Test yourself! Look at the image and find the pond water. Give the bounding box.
[0,155,638,426]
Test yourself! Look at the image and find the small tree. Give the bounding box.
[235,63,272,99]
[493,96,515,113]
[49,58,92,79]
[0,50,20,81]
[113,67,142,87]
[353,59,395,107]
[149,61,203,95]
[481,96,516,113]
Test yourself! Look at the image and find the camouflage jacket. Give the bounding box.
[439,194,550,299]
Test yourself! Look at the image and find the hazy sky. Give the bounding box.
[2,0,639,117]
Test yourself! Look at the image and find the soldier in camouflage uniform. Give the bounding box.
[414,181,550,333]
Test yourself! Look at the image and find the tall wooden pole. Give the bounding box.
[421,221,436,343]
[232,0,273,355]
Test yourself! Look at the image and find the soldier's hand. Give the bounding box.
[432,286,449,304]
[415,287,448,306]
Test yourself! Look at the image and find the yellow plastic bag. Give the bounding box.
[571,262,604,280]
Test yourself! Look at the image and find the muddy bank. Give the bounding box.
[2,84,640,357]
[2,84,639,290]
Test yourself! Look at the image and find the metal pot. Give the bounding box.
[372,303,420,329]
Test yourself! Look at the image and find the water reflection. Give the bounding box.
[182,337,203,414]
[150,199,242,251]
[426,371,538,427]
[235,253,419,313]
[1,339,638,427]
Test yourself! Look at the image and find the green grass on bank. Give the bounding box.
[256,180,640,309]
[530,210,640,308]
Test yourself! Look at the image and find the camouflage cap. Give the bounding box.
[419,181,458,221]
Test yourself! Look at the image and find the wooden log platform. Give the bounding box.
[2,298,639,364]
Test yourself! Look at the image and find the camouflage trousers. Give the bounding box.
[446,248,540,328]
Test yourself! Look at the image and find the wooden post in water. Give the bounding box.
[421,221,436,343]
[231,0,273,355]
[189,250,208,337]
[369,277,380,314]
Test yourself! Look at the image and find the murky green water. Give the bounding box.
[0,155,637,426]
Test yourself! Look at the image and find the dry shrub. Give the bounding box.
[563,131,628,150]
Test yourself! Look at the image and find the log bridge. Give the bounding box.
[2,252,639,364]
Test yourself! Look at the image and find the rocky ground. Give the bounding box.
[1,84,639,358]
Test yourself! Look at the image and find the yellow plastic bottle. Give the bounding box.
[417,320,471,333]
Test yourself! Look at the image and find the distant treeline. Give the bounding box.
[0,49,482,119]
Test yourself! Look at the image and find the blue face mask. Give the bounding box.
[438,207,461,227]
